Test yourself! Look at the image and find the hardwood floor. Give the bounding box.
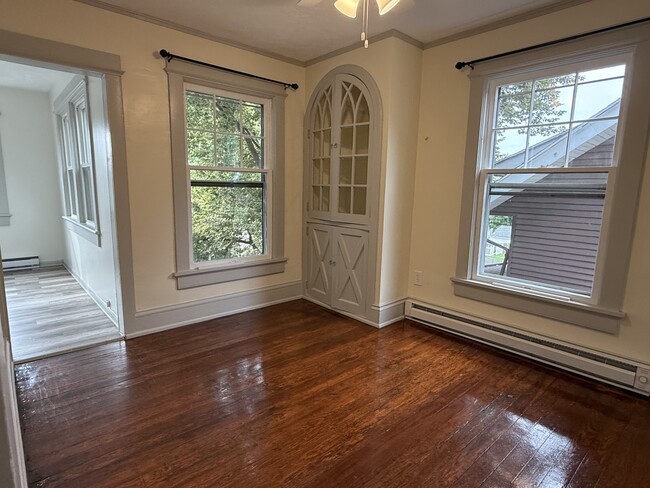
[5,267,122,362]
[15,300,650,487]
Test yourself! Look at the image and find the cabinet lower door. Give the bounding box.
[306,224,332,304]
[332,228,368,316]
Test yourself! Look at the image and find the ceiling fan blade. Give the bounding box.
[297,0,324,6]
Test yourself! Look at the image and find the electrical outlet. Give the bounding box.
[105,300,111,309]
[414,270,423,286]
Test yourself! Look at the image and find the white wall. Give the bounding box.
[53,76,119,324]
[0,87,66,264]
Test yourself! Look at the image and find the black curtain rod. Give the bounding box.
[455,17,650,70]
[159,49,299,90]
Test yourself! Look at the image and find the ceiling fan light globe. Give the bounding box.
[375,0,400,15]
[334,0,360,18]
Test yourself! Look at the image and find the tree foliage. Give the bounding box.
[186,91,266,263]
[494,75,577,162]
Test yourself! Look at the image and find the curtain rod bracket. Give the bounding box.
[158,49,299,91]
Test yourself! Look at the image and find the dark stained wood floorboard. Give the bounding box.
[14,299,650,487]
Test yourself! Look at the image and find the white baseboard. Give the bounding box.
[64,264,119,326]
[301,296,405,328]
[128,280,303,338]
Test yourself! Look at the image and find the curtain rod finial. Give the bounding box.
[455,61,467,70]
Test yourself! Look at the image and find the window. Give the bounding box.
[166,60,287,288]
[454,25,650,332]
[54,77,99,243]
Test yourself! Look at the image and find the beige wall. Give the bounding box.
[2,0,649,361]
[306,37,422,306]
[408,0,650,363]
[0,0,306,315]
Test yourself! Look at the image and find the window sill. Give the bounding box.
[62,216,100,247]
[451,278,624,334]
[174,257,287,289]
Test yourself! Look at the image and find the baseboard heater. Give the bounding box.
[2,256,40,271]
[405,300,650,396]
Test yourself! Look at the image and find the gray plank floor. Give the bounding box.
[4,267,122,362]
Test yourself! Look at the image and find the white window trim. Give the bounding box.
[0,134,11,226]
[166,59,287,289]
[54,76,100,246]
[454,24,650,333]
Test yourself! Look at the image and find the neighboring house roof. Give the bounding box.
[490,99,620,211]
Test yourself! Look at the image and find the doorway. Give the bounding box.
[0,58,123,362]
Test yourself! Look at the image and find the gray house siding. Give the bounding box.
[492,136,614,294]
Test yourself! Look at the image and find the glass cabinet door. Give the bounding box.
[310,86,332,217]
[308,74,373,224]
[336,76,370,220]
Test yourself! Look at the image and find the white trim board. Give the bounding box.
[128,280,303,338]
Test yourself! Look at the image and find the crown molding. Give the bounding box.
[74,0,308,67]
[423,0,592,49]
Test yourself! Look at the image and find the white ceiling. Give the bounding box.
[82,0,577,64]
[0,60,75,92]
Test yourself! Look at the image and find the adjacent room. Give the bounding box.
[0,60,122,362]
[0,0,649,487]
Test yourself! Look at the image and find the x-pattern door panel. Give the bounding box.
[307,224,332,303]
[332,228,368,316]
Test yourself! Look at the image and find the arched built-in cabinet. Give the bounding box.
[303,66,382,322]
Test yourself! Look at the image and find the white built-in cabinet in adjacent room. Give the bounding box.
[303,67,381,323]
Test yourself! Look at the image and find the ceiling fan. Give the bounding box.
[297,0,405,47]
[297,0,402,15]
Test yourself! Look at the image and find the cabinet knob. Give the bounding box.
[331,142,338,149]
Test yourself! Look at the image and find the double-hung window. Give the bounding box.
[454,25,650,332]
[166,60,287,288]
[186,86,269,264]
[54,77,99,244]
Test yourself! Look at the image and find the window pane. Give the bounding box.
[81,166,95,222]
[578,64,625,83]
[340,157,352,184]
[573,78,624,121]
[340,126,353,155]
[215,96,241,133]
[187,130,214,166]
[479,172,608,295]
[534,73,576,89]
[242,137,263,168]
[531,85,574,125]
[567,121,618,167]
[190,171,265,262]
[216,135,240,166]
[186,91,214,130]
[493,128,527,166]
[242,101,263,137]
[356,125,369,154]
[496,93,532,128]
[354,156,368,185]
[527,124,569,168]
[498,81,532,97]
